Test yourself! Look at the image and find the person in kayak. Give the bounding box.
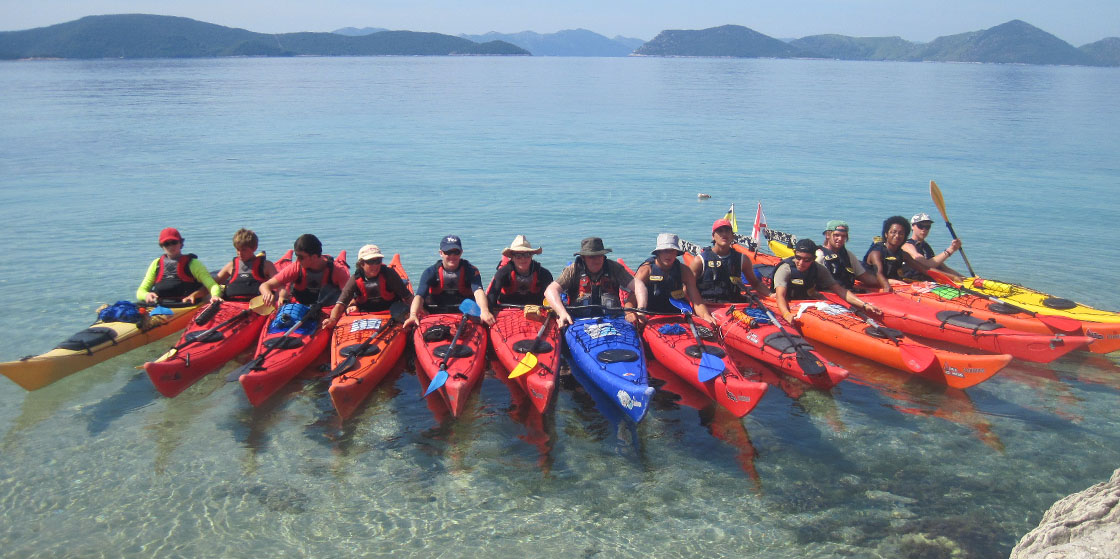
[815,220,880,291]
[405,235,495,328]
[777,239,881,323]
[544,236,648,328]
[862,216,932,292]
[688,218,770,303]
[900,213,963,281]
[214,228,279,302]
[136,227,222,305]
[486,235,554,307]
[257,233,349,310]
[635,233,717,324]
[324,244,414,330]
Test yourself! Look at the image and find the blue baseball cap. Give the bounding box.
[439,235,463,252]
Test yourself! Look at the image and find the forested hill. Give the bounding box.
[0,14,529,59]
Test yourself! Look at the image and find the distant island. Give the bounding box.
[1,14,1118,67]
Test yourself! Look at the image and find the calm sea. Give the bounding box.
[1,56,1118,558]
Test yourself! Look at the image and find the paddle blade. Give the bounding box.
[424,367,449,396]
[1034,313,1083,333]
[226,357,261,382]
[795,351,829,377]
[459,298,481,316]
[930,180,950,222]
[899,344,937,373]
[697,353,726,382]
[509,352,539,379]
[329,354,358,379]
[925,268,962,288]
[669,296,693,314]
[249,296,275,316]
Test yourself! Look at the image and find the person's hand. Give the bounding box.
[480,310,496,326]
[755,285,772,298]
[260,290,276,307]
[948,239,962,253]
[144,292,159,305]
[862,302,882,316]
[321,316,337,330]
[555,311,573,328]
[184,294,197,305]
[782,311,795,324]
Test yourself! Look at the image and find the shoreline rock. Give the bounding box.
[1010,468,1120,559]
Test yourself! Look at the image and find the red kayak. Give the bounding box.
[413,310,489,418]
[833,291,1095,363]
[642,315,767,418]
[327,254,412,420]
[239,251,347,406]
[490,306,560,414]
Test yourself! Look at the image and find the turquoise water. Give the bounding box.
[1,56,1118,558]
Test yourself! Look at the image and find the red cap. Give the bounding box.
[158,227,183,244]
[712,218,734,232]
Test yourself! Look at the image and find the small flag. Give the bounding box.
[723,204,738,233]
[751,201,767,248]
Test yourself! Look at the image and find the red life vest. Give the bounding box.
[433,261,473,298]
[225,255,268,301]
[293,255,339,292]
[500,264,540,298]
[159,254,196,283]
[355,268,396,305]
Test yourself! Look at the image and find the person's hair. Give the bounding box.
[232,229,258,250]
[882,215,911,238]
[294,234,323,256]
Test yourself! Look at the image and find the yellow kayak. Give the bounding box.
[0,302,201,391]
[961,278,1120,324]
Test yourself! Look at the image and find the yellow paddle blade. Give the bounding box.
[930,180,950,222]
[249,295,275,316]
[508,352,538,379]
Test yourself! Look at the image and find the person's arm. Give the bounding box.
[865,249,892,293]
[404,266,435,328]
[617,262,648,310]
[544,281,571,327]
[188,258,222,302]
[259,265,296,307]
[215,260,235,284]
[830,284,881,316]
[741,253,770,297]
[324,274,359,329]
[136,258,160,304]
[485,264,507,308]
[681,266,715,324]
[466,264,494,325]
[772,264,795,322]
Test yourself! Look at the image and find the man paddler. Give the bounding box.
[687,218,770,303]
[257,234,349,325]
[775,239,881,324]
[815,220,879,291]
[634,233,716,324]
[544,237,648,328]
[405,235,495,328]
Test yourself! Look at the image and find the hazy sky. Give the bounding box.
[3,1,1118,45]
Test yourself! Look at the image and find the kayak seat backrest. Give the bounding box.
[1043,297,1077,310]
[596,349,640,363]
[987,302,1021,315]
[935,310,1003,331]
[433,343,473,359]
[513,339,554,354]
[340,343,381,358]
[185,329,225,344]
[685,345,726,359]
[762,331,814,354]
[264,336,305,350]
[863,326,905,340]
[56,327,117,354]
[423,324,452,342]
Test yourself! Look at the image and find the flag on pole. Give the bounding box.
[751,201,767,248]
[723,204,738,233]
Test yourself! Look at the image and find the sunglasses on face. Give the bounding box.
[161,240,181,247]
[442,250,462,256]
[793,255,814,262]
[915,222,932,230]
[362,258,383,265]
[511,253,532,259]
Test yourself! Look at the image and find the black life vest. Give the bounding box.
[293,255,340,305]
[697,247,743,302]
[863,242,905,281]
[568,257,622,310]
[354,267,398,312]
[642,256,683,314]
[902,239,935,280]
[819,246,856,289]
[777,257,818,300]
[153,254,201,299]
[225,256,268,301]
[497,260,543,306]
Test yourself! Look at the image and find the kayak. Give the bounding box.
[327,254,411,420]
[835,291,1096,363]
[892,281,1120,355]
[143,298,271,397]
[962,277,1120,325]
[490,306,561,414]
[771,297,1011,389]
[1,300,201,391]
[239,251,347,406]
[413,310,489,418]
[641,314,767,418]
[565,314,654,424]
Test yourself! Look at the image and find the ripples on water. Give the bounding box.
[1,57,1119,558]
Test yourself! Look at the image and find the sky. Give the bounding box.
[3,1,1118,46]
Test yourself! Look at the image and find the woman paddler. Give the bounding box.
[900,212,963,281]
[862,216,933,292]
[486,235,554,307]
[687,218,771,303]
[136,227,222,305]
[405,235,495,328]
[323,244,414,330]
[214,228,278,302]
[634,233,716,324]
[544,236,648,328]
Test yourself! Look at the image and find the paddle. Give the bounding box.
[924,268,1082,333]
[667,294,726,382]
[151,296,274,363]
[423,299,481,397]
[327,301,411,380]
[929,180,976,277]
[225,285,340,381]
[508,311,553,379]
[742,288,829,377]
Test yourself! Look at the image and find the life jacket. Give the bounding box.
[497,260,543,305]
[225,255,268,301]
[152,254,201,299]
[863,242,905,281]
[427,259,477,307]
[354,267,398,312]
[568,257,622,310]
[642,256,683,314]
[901,239,935,280]
[777,257,818,300]
[818,246,856,289]
[697,246,743,301]
[292,255,340,305]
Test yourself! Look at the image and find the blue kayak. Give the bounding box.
[564,314,653,424]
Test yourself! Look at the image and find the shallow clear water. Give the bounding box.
[1,56,1118,558]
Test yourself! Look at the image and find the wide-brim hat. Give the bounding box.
[358,244,384,262]
[651,233,684,255]
[574,237,612,257]
[502,235,543,258]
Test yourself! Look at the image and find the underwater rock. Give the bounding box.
[1011,468,1120,559]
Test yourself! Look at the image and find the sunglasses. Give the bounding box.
[915,222,932,230]
[511,253,532,259]
[362,258,383,265]
[793,255,814,262]
[442,250,462,256]
[161,240,181,247]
